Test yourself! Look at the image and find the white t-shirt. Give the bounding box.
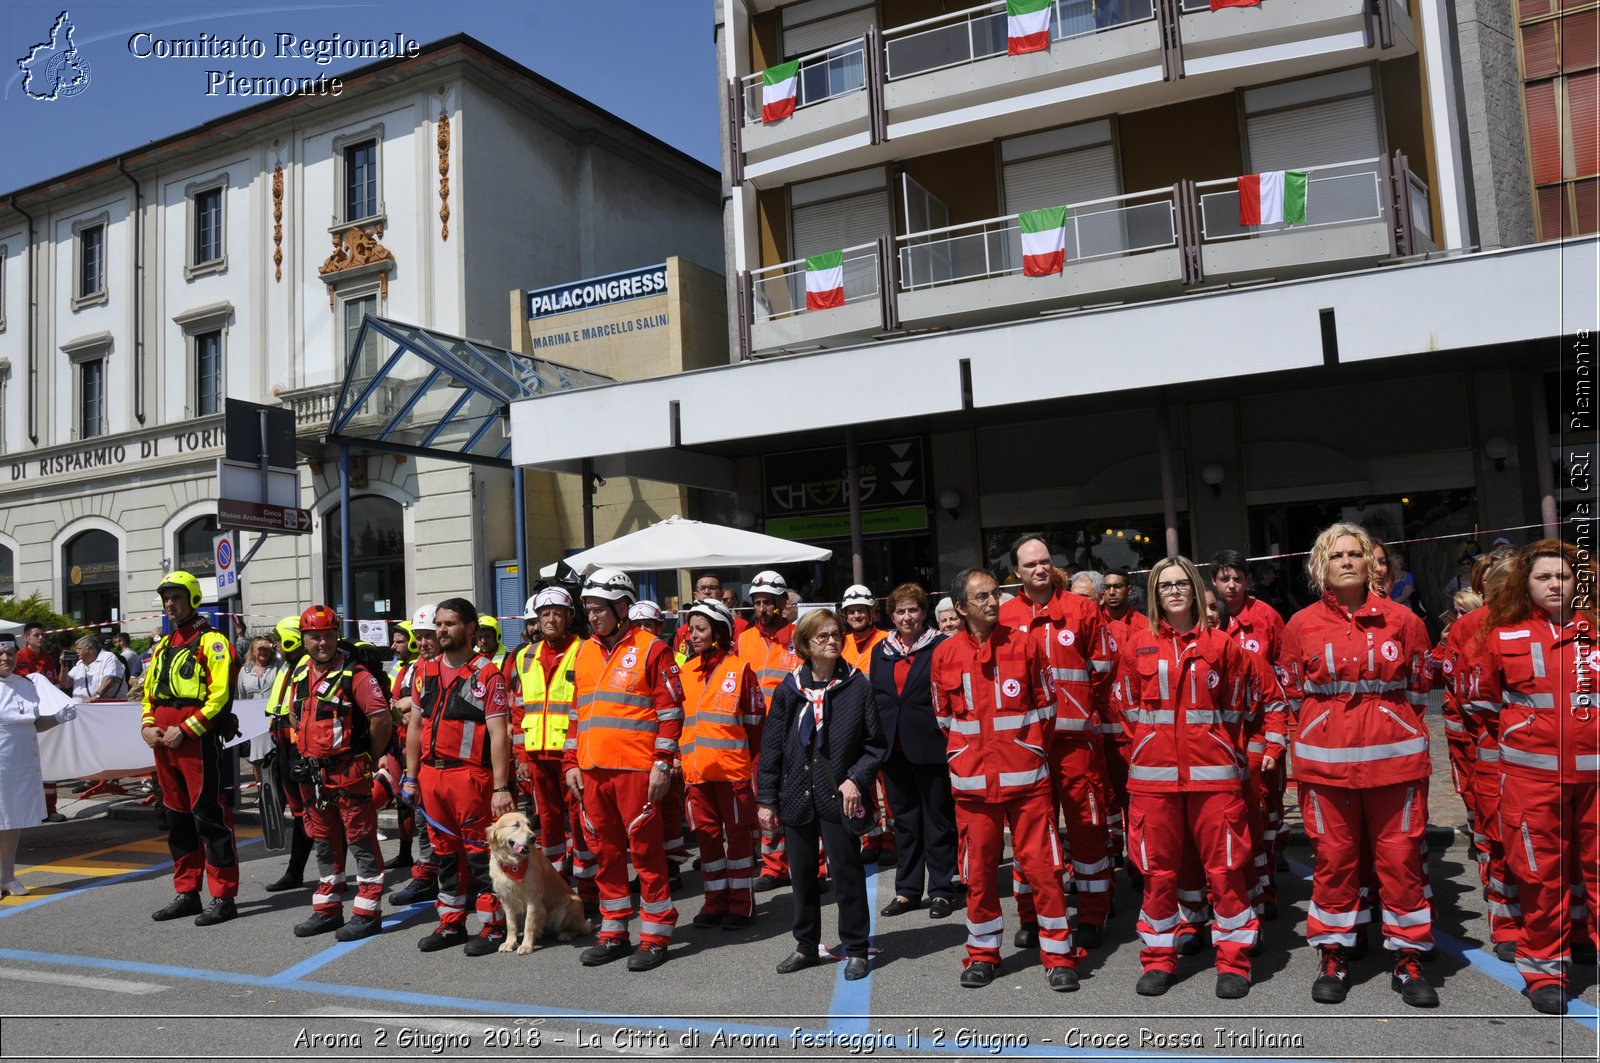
[68,652,128,701]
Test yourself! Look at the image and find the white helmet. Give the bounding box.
[684,598,734,635]
[411,603,440,631]
[628,600,663,622]
[839,584,874,610]
[581,567,636,604]
[526,586,574,617]
[749,570,787,601]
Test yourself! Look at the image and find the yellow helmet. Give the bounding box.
[394,619,417,654]
[275,615,302,655]
[157,570,203,609]
[480,615,502,640]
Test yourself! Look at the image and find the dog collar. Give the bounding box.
[501,857,529,883]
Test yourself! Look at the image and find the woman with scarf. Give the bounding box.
[869,583,957,919]
[757,608,886,981]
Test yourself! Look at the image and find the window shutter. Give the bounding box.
[791,190,891,257]
[1526,80,1564,186]
[1002,144,1119,212]
[784,6,875,57]
[1246,95,1381,172]
[1567,70,1598,179]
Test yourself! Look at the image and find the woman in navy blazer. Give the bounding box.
[869,583,957,919]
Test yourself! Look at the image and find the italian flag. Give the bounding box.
[1007,0,1052,55]
[1211,0,1261,8]
[804,250,845,310]
[1238,170,1308,225]
[761,60,800,123]
[1018,206,1067,276]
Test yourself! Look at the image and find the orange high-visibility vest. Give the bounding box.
[842,628,887,672]
[679,650,758,784]
[738,624,800,707]
[572,628,671,772]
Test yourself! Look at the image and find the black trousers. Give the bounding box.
[881,751,957,903]
[785,815,870,958]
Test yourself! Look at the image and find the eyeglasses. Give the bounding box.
[1156,579,1194,594]
[966,591,999,604]
[811,631,843,644]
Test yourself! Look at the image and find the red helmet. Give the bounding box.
[299,605,340,632]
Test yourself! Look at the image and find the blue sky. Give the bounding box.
[1,0,721,193]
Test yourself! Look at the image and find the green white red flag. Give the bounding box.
[761,61,799,123]
[1018,206,1067,276]
[1238,171,1308,225]
[1007,0,1052,55]
[1211,0,1261,9]
[805,250,845,310]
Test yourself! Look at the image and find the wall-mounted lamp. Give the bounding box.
[1201,463,1226,496]
[938,489,962,520]
[1483,436,1513,472]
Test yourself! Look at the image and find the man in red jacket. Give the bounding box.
[998,535,1115,948]
[933,567,1078,992]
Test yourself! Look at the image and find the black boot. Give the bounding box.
[266,821,312,892]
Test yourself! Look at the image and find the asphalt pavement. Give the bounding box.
[0,731,1595,1063]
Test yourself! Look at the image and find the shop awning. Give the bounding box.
[327,315,614,468]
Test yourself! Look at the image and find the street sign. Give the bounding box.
[224,398,296,469]
[217,459,299,507]
[213,532,238,596]
[219,497,314,535]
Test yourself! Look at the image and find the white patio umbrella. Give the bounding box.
[538,515,831,578]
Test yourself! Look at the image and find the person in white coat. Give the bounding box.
[0,632,76,895]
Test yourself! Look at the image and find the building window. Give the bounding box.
[196,330,223,416]
[0,544,12,597]
[1518,4,1598,239]
[343,293,380,378]
[332,124,385,229]
[0,244,7,332]
[175,515,219,577]
[185,177,228,279]
[80,358,105,438]
[323,496,406,622]
[62,528,120,625]
[72,213,110,309]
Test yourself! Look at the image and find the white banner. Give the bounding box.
[36,698,269,782]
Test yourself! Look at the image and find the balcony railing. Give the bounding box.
[277,382,340,435]
[750,242,881,323]
[883,0,1157,81]
[896,187,1178,290]
[741,38,869,126]
[1196,158,1386,242]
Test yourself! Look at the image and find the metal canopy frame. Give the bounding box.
[326,315,614,468]
[323,315,613,629]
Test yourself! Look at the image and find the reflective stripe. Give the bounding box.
[1505,691,1556,709]
[1213,928,1256,944]
[1139,909,1183,932]
[1401,785,1415,833]
[1139,932,1176,947]
[1128,765,1179,781]
[1479,746,1501,763]
[1263,731,1287,745]
[1090,659,1113,674]
[1039,936,1075,954]
[1072,857,1110,875]
[457,721,476,762]
[967,932,1002,949]
[1051,667,1091,683]
[1301,678,1408,695]
[1293,736,1428,763]
[999,766,1049,788]
[1184,709,1240,725]
[692,736,747,750]
[578,716,658,733]
[1578,755,1600,772]
[1324,642,1337,677]
[592,690,653,709]
[1037,914,1071,931]
[948,718,981,735]
[1134,709,1176,725]
[993,708,1049,731]
[639,921,673,937]
[1521,822,1539,874]
[1215,910,1257,933]
[1530,641,1547,679]
[967,915,1004,935]
[1052,717,1094,731]
[1382,905,1431,928]
[641,899,673,915]
[950,773,986,791]
[1190,764,1242,781]
[1442,718,1467,734]
[1157,659,1170,702]
[1308,901,1359,928]
[1516,955,1565,977]
[961,674,975,716]
[1501,745,1560,772]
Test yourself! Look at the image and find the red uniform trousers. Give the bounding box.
[151,705,238,898]
[958,788,1075,970]
[418,762,504,936]
[299,763,384,920]
[1016,739,1112,928]
[1474,754,1523,943]
[581,767,677,949]
[1300,780,1432,952]
[1445,730,1479,855]
[662,771,690,866]
[859,774,897,857]
[1500,776,1600,992]
[685,780,756,919]
[524,755,598,903]
[370,751,416,860]
[1102,734,1130,868]
[1244,752,1276,910]
[1130,791,1257,978]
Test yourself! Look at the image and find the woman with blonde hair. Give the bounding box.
[1471,540,1598,1014]
[1282,522,1438,1008]
[1111,556,1274,999]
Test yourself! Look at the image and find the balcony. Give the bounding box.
[734,0,1414,186]
[748,242,884,353]
[277,381,340,437]
[741,151,1432,357]
[896,187,1184,328]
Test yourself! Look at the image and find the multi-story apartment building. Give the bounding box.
[0,35,722,632]
[508,0,1596,610]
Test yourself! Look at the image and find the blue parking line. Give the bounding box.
[266,903,435,983]
[825,861,882,1035]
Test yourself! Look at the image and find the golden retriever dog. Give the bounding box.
[486,811,591,954]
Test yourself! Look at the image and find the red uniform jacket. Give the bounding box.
[930,623,1055,803]
[999,588,1113,744]
[1281,593,1432,788]
[1472,611,1600,783]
